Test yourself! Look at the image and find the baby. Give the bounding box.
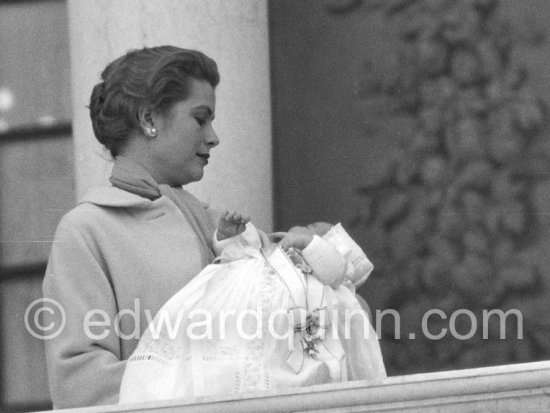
[119,211,385,403]
[216,210,373,290]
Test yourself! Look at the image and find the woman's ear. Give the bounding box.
[138,106,158,138]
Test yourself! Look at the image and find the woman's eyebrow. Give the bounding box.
[192,105,214,118]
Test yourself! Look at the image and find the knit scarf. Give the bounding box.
[109,156,216,267]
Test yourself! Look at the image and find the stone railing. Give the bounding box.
[49,360,550,412]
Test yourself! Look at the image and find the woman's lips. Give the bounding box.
[197,153,210,164]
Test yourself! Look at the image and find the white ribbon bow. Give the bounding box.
[262,245,346,381]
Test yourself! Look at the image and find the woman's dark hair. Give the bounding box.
[89,46,220,157]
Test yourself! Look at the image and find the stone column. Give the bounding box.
[67,0,273,230]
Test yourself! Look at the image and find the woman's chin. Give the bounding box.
[179,170,204,186]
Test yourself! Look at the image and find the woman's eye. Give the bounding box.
[195,117,206,126]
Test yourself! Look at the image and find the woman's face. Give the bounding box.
[150,78,218,186]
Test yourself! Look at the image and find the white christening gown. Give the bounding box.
[119,223,386,403]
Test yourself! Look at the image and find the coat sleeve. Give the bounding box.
[42,213,125,408]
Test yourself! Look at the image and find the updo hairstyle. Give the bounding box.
[89,46,220,157]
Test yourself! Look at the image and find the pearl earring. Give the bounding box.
[145,127,157,137]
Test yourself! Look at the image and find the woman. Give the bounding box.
[44,46,384,409]
[43,46,222,408]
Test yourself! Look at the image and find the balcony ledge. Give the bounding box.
[49,360,550,412]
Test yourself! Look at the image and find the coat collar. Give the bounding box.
[79,185,211,210]
[79,185,156,208]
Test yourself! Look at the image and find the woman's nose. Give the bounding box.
[206,126,219,147]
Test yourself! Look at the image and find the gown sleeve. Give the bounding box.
[321,223,374,289]
[42,213,125,408]
[212,222,264,259]
[301,235,349,288]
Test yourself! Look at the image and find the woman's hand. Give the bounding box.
[217,210,250,240]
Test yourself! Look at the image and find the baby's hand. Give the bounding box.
[269,231,313,251]
[217,210,250,241]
